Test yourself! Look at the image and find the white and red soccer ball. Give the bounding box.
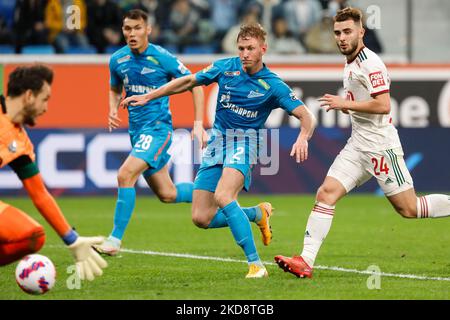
[15,254,56,295]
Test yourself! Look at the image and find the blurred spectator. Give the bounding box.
[318,0,329,9]
[190,0,209,18]
[14,0,49,53]
[113,0,139,12]
[319,0,349,13]
[245,0,282,34]
[162,0,201,50]
[0,0,16,30]
[86,0,123,53]
[242,1,263,23]
[269,16,306,54]
[305,11,340,53]
[133,0,171,44]
[0,16,13,44]
[283,0,322,45]
[221,10,260,54]
[363,23,383,54]
[208,0,244,41]
[45,0,90,53]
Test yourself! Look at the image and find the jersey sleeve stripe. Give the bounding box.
[357,50,368,62]
[370,89,390,97]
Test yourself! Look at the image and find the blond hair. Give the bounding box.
[237,23,267,43]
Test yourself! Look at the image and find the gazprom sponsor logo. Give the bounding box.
[221,102,258,118]
[125,85,155,93]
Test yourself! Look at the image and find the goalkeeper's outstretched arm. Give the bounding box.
[10,157,108,281]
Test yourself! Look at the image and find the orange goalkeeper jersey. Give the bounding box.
[0,102,36,168]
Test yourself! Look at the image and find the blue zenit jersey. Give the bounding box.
[109,44,191,134]
[195,57,304,133]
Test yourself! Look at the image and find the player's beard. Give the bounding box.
[338,38,359,56]
[22,103,38,127]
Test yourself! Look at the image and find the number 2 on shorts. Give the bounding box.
[232,147,244,162]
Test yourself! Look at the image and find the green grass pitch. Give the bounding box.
[1,195,449,300]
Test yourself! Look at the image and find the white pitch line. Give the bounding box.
[121,248,450,282]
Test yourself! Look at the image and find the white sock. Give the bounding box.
[108,235,122,245]
[301,202,335,267]
[417,194,450,218]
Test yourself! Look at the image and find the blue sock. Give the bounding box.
[208,206,262,228]
[221,201,260,263]
[175,182,194,203]
[111,187,136,240]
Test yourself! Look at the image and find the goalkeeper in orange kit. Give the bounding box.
[0,64,107,281]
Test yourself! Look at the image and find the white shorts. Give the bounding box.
[327,143,414,196]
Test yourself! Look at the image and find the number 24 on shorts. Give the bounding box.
[371,156,389,175]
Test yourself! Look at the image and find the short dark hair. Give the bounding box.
[7,64,53,98]
[123,9,148,23]
[334,7,363,24]
[237,23,267,43]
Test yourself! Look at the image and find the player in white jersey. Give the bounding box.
[274,7,450,279]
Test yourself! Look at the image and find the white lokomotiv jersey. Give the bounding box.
[343,46,401,151]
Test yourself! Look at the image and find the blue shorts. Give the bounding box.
[129,126,172,178]
[194,132,257,192]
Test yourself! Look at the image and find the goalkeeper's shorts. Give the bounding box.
[0,201,45,266]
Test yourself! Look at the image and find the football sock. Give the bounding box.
[221,201,260,263]
[106,235,122,246]
[208,206,262,228]
[417,194,450,218]
[174,182,194,203]
[111,187,136,240]
[301,202,335,267]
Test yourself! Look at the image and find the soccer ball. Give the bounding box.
[15,254,56,295]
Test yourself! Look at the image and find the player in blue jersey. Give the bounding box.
[121,23,316,278]
[94,9,207,256]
